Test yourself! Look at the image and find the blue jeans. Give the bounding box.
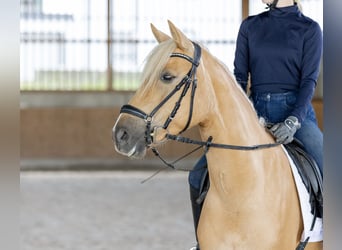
[189,155,208,190]
[252,92,323,175]
[189,91,323,190]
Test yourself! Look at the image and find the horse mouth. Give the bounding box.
[127,145,137,157]
[113,114,149,159]
[114,140,147,159]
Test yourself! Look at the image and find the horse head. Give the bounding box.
[112,21,214,159]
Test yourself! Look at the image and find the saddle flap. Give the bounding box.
[284,140,323,218]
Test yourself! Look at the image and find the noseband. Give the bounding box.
[120,41,202,146]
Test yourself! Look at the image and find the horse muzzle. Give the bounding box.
[112,115,148,159]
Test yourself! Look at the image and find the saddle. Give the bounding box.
[284,139,323,219]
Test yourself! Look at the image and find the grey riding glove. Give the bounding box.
[269,116,301,144]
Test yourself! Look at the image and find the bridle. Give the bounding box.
[120,41,202,146]
[119,41,280,166]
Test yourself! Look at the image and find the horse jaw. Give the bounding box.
[112,115,147,159]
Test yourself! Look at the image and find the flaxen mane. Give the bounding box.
[138,40,176,97]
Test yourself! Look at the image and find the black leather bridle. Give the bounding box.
[120,41,202,146]
[119,41,280,158]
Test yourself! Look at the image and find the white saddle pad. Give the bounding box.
[282,146,323,242]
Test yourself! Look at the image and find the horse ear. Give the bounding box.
[150,23,171,43]
[168,20,193,51]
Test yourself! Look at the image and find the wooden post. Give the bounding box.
[106,0,113,91]
[242,0,249,20]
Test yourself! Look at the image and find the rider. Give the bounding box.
[189,0,323,249]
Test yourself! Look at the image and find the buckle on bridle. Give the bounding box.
[145,116,153,123]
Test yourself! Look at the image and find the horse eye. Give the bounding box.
[160,73,175,83]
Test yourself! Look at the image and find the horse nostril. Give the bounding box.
[116,128,129,143]
[121,130,129,141]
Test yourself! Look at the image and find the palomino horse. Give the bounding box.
[112,21,322,250]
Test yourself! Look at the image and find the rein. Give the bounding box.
[166,134,280,151]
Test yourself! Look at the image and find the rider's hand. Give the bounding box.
[269,116,301,144]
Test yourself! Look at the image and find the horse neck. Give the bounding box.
[197,52,289,201]
[198,52,273,148]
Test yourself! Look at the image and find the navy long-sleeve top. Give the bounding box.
[233,4,322,123]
